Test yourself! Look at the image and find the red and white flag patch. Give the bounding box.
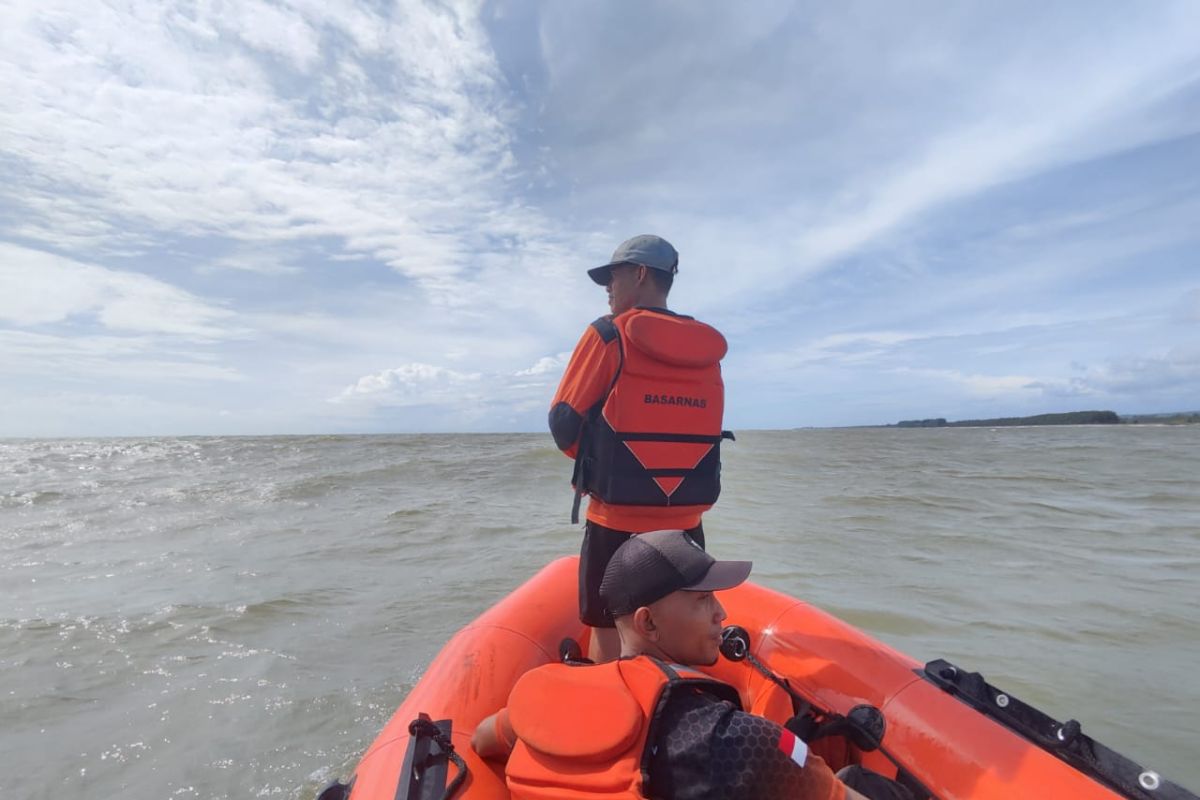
[777,728,808,768]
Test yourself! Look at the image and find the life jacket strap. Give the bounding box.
[612,430,735,443]
[615,432,726,443]
[570,479,585,525]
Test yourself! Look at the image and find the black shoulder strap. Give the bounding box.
[590,316,618,343]
[648,657,681,681]
[645,657,742,708]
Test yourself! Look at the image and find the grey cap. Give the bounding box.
[588,234,679,286]
[599,529,752,617]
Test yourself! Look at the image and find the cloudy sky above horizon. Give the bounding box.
[2,0,1199,437]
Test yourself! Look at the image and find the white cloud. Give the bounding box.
[0,386,249,438]
[787,45,1200,280]
[785,332,926,367]
[514,352,569,377]
[0,330,242,384]
[0,0,578,306]
[331,362,483,406]
[900,367,1039,398]
[330,351,573,424]
[1033,348,1200,399]
[217,0,323,70]
[0,243,235,338]
[532,2,1200,311]
[2,3,1198,433]
[201,247,303,276]
[1178,289,1200,324]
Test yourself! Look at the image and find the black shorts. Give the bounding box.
[578,520,706,628]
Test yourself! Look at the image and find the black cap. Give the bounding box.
[599,529,752,617]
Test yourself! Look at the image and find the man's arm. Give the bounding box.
[548,319,620,457]
[651,691,878,800]
[471,709,516,761]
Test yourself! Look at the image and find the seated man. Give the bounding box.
[473,529,906,799]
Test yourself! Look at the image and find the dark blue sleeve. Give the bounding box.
[549,402,583,452]
[547,317,620,455]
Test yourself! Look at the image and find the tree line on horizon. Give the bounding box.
[893,410,1121,428]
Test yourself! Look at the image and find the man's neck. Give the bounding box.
[638,292,669,309]
[620,642,677,664]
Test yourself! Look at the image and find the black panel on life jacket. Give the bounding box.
[585,416,724,507]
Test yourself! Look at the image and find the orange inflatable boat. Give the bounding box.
[318,557,1194,800]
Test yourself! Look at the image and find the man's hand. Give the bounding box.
[471,710,516,761]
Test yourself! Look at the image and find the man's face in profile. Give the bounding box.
[606,264,642,315]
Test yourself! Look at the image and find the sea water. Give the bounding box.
[2,427,1197,798]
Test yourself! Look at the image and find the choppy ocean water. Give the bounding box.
[1,427,1197,799]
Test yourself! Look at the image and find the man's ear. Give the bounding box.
[632,606,658,639]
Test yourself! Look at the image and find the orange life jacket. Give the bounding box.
[571,308,733,523]
[504,656,743,800]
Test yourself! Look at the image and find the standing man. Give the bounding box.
[549,234,732,662]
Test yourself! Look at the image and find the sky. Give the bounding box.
[2,0,1199,437]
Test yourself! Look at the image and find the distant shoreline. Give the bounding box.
[886,410,1200,428]
[4,410,1199,440]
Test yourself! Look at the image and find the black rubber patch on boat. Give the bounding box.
[921,658,1197,800]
